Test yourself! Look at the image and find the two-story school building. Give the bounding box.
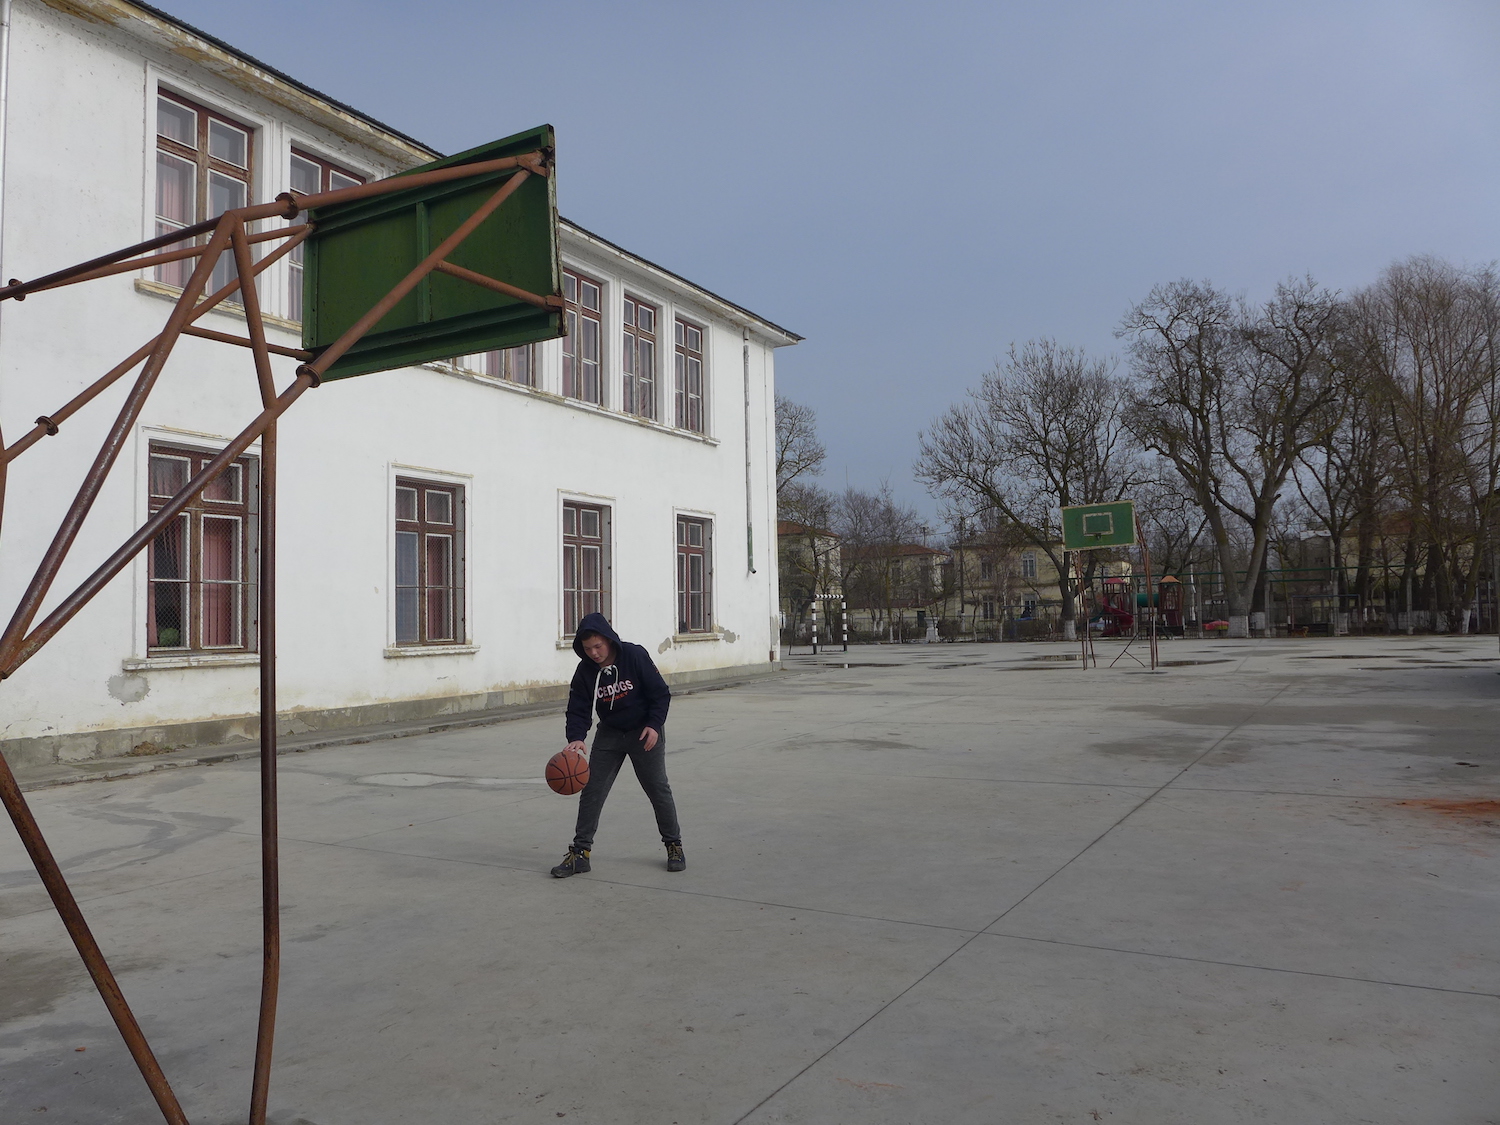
[0,0,799,768]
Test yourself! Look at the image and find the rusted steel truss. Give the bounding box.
[0,148,551,1125]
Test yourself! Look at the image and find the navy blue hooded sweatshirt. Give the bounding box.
[565,613,671,743]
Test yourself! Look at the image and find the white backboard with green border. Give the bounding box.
[1061,501,1137,550]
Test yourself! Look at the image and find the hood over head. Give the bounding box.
[573,612,623,661]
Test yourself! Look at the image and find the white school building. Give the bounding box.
[0,0,798,768]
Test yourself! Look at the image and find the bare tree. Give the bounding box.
[916,340,1143,640]
[777,481,841,638]
[775,395,827,496]
[1118,278,1346,638]
[833,484,926,638]
[1349,257,1500,632]
[1291,336,1398,628]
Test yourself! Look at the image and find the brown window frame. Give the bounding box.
[622,294,657,419]
[147,443,258,654]
[287,149,363,322]
[673,318,705,433]
[460,344,537,386]
[563,269,604,405]
[154,91,255,295]
[394,479,466,646]
[676,515,713,634]
[562,501,612,636]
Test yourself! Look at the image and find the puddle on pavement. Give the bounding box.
[1030,654,1080,662]
[814,663,900,669]
[1157,659,1233,667]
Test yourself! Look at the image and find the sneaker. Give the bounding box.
[551,847,591,878]
[665,843,686,872]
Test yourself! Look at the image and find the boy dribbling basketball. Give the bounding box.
[550,612,684,878]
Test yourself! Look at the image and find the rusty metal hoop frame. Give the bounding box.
[0,148,552,1125]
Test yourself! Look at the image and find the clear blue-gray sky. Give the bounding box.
[161,0,1500,515]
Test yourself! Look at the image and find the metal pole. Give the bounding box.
[1138,516,1157,670]
[811,597,818,655]
[0,751,188,1122]
[842,598,848,652]
[248,421,279,1125]
[1405,567,1413,635]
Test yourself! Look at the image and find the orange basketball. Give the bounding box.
[545,748,589,795]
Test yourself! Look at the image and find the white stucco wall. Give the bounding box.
[0,0,792,753]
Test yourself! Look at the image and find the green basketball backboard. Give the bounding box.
[302,124,562,381]
[1061,501,1137,550]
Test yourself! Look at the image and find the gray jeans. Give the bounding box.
[572,725,681,850]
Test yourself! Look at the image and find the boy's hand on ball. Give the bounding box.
[566,740,587,755]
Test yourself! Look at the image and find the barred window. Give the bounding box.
[676,516,713,633]
[147,444,257,653]
[563,501,611,635]
[395,479,465,645]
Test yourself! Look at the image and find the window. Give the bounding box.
[562,501,611,635]
[147,443,256,653]
[673,319,704,432]
[287,150,363,321]
[982,598,996,621]
[676,516,713,633]
[1021,552,1037,580]
[459,345,536,386]
[563,269,603,404]
[155,93,253,294]
[622,295,657,419]
[395,479,465,645]
[979,558,995,581]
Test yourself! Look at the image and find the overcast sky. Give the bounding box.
[163,0,1500,518]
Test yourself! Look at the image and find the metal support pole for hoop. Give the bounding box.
[0,146,554,1125]
[811,597,819,655]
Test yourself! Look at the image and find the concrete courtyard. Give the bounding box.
[2,635,1497,1124]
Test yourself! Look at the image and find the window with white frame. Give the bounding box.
[147,443,257,653]
[287,150,363,322]
[154,92,253,295]
[456,345,536,386]
[673,318,704,432]
[676,515,713,633]
[395,479,465,645]
[563,269,603,404]
[562,501,611,635]
[622,295,657,419]
[1021,552,1038,579]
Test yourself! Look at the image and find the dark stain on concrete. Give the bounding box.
[1394,799,1500,833]
[0,950,91,1023]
